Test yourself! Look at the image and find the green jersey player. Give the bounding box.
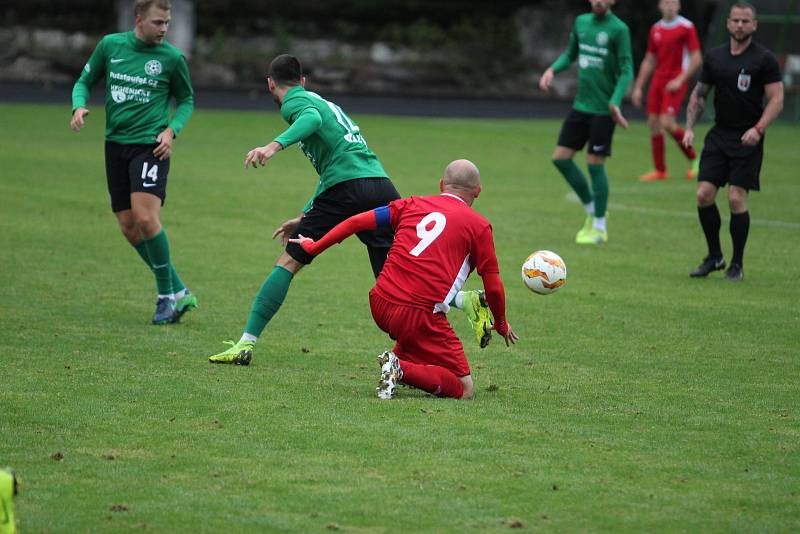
[70,0,196,324]
[208,55,492,366]
[539,0,633,245]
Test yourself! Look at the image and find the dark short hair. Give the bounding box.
[729,1,756,18]
[135,0,171,17]
[268,54,303,86]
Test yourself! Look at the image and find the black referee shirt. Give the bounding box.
[700,41,782,130]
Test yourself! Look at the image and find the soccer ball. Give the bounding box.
[521,250,566,295]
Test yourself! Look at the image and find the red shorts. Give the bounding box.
[369,289,470,377]
[647,75,688,117]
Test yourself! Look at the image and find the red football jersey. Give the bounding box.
[648,16,700,77]
[373,193,499,313]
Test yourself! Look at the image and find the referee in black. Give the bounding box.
[682,1,784,282]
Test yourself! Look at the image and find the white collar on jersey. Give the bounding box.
[657,15,691,29]
[440,193,466,203]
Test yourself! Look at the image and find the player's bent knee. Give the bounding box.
[659,115,677,131]
[276,252,305,274]
[133,213,160,236]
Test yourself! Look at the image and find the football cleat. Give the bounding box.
[172,290,198,323]
[689,256,726,278]
[376,351,403,400]
[208,340,254,366]
[724,263,744,282]
[639,170,670,182]
[463,290,492,348]
[152,297,177,325]
[576,227,607,245]
[574,214,594,242]
[687,158,700,180]
[0,467,17,534]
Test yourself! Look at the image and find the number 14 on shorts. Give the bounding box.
[142,161,159,187]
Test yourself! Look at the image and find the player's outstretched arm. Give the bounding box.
[288,209,383,256]
[272,214,304,246]
[244,141,283,169]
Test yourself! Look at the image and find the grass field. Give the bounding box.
[1,101,799,532]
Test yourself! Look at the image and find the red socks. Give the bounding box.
[670,127,697,160]
[399,359,464,399]
[651,134,666,172]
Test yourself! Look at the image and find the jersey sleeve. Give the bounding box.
[686,24,701,52]
[274,107,323,148]
[388,197,413,230]
[699,51,714,85]
[610,25,634,107]
[551,21,579,73]
[71,36,107,111]
[761,50,783,85]
[168,54,194,136]
[471,224,500,276]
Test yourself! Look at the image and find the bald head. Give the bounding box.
[441,159,482,205]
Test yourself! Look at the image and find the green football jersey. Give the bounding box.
[72,32,194,144]
[274,86,388,211]
[551,11,633,115]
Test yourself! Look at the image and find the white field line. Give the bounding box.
[563,192,800,229]
[609,203,800,230]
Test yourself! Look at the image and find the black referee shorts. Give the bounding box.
[286,177,401,265]
[698,127,763,191]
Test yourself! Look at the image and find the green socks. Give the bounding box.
[245,266,294,337]
[553,159,593,205]
[134,233,186,295]
[587,164,609,218]
[142,229,174,296]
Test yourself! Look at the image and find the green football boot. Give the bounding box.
[0,467,17,534]
[463,290,493,349]
[574,214,594,243]
[208,340,254,366]
[172,290,198,323]
[576,227,608,245]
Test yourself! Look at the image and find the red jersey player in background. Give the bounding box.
[632,0,702,181]
[290,159,519,400]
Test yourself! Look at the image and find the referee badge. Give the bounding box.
[737,70,751,92]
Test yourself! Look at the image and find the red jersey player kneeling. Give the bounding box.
[290,159,519,400]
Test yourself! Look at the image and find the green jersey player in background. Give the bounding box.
[539,0,633,245]
[208,55,492,366]
[70,0,196,325]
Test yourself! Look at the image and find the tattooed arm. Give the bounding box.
[683,82,711,148]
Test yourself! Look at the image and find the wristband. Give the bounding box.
[754,123,766,136]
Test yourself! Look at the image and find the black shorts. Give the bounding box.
[557,109,616,156]
[698,127,763,191]
[286,177,401,265]
[105,141,169,212]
